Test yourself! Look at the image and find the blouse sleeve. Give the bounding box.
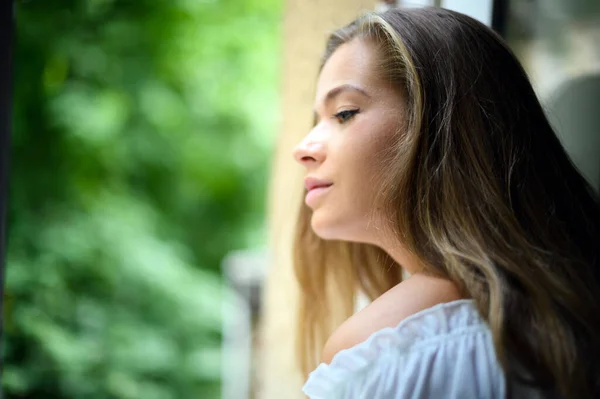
[302,301,507,399]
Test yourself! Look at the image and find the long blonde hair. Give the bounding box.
[293,7,600,398]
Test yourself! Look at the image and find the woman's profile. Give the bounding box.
[291,6,600,399]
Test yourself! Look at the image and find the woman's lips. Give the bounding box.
[305,184,333,206]
[304,177,333,191]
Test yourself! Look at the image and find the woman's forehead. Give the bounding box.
[315,39,380,102]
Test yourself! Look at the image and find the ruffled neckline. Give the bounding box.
[303,299,485,396]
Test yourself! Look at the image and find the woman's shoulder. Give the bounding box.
[321,273,467,364]
[305,282,500,398]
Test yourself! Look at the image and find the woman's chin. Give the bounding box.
[310,212,351,241]
[310,213,338,240]
[310,211,375,244]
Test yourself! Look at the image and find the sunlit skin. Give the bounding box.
[292,38,421,274]
[293,38,464,364]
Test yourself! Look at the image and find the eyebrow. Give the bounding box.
[323,84,371,103]
[313,84,371,121]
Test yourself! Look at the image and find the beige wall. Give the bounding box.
[257,1,379,398]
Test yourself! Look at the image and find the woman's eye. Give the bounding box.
[334,109,359,124]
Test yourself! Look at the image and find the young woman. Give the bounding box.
[291,6,600,399]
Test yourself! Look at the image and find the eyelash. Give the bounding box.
[333,109,359,124]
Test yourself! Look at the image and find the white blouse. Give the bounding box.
[302,300,556,399]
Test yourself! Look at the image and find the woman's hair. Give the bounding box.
[293,6,600,398]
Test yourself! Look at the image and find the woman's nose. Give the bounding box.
[292,135,326,167]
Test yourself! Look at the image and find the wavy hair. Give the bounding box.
[293,7,600,398]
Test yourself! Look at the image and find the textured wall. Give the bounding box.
[257,1,379,398]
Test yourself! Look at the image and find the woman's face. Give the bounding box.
[293,38,406,244]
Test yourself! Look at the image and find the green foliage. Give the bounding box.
[5,0,282,397]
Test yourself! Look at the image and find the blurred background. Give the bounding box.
[5,0,281,398]
[2,0,599,399]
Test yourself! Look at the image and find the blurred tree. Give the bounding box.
[4,0,281,398]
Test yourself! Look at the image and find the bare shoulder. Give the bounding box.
[321,273,465,364]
